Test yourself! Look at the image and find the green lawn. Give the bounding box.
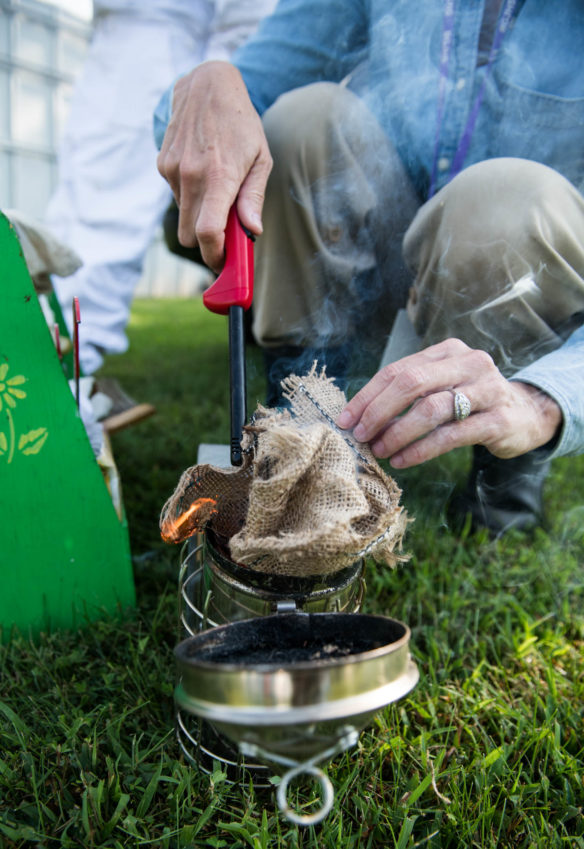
[1,298,583,848]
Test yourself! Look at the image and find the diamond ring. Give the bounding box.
[453,391,472,422]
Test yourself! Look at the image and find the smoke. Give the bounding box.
[555,504,584,546]
[468,274,544,374]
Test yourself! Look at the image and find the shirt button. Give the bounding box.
[438,157,450,171]
[456,77,466,90]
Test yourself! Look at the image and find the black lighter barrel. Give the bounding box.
[228,305,246,466]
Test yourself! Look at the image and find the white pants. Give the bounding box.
[46,1,276,374]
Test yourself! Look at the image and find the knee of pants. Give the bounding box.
[404,157,584,363]
[262,81,379,194]
[409,157,584,265]
[264,82,344,159]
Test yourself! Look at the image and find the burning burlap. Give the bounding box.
[160,364,409,576]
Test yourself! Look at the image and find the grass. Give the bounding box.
[1,297,583,848]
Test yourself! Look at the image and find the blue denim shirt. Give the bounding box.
[513,326,584,459]
[153,0,584,457]
[231,0,584,196]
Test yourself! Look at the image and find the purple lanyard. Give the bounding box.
[428,0,518,197]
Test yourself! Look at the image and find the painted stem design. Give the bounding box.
[6,408,15,464]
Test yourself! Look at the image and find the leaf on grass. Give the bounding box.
[396,815,418,849]
[516,635,538,657]
[135,762,163,819]
[121,814,141,838]
[483,745,505,768]
[102,793,130,837]
[0,757,15,781]
[0,823,19,840]
[403,773,432,808]
[0,700,33,742]
[0,822,40,841]
[219,821,258,845]
[193,800,220,837]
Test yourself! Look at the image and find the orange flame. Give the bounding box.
[161,497,217,543]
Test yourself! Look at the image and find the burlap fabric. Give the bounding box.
[160,364,409,576]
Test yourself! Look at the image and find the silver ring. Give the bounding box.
[453,391,472,421]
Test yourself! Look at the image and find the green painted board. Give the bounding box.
[0,213,135,641]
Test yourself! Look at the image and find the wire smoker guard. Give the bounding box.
[175,611,419,826]
[175,527,365,786]
[160,365,417,824]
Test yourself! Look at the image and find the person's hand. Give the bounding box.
[156,61,273,272]
[336,338,562,467]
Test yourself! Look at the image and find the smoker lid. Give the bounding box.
[174,612,419,726]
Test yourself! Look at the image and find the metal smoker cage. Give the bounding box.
[176,529,366,784]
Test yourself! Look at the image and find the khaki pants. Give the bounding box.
[254,82,584,376]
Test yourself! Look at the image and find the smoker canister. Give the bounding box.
[176,529,365,782]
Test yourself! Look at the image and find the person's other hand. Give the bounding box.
[336,338,562,467]
[156,61,273,272]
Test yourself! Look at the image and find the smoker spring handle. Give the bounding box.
[277,764,334,827]
[239,726,359,826]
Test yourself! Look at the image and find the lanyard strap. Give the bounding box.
[428,0,518,198]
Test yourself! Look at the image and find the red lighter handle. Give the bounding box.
[202,206,254,315]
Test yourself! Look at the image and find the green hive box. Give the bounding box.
[0,213,135,641]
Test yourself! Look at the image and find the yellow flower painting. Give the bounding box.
[0,363,27,411]
[0,363,47,463]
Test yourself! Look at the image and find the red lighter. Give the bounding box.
[203,206,254,466]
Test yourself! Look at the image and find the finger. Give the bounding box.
[157,146,182,210]
[383,414,488,467]
[177,185,202,250]
[236,150,273,237]
[195,187,239,272]
[370,389,466,458]
[336,369,398,432]
[347,344,499,444]
[379,377,546,465]
[159,146,205,250]
[336,338,471,430]
[348,358,473,443]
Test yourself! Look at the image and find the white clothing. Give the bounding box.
[46,0,276,374]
